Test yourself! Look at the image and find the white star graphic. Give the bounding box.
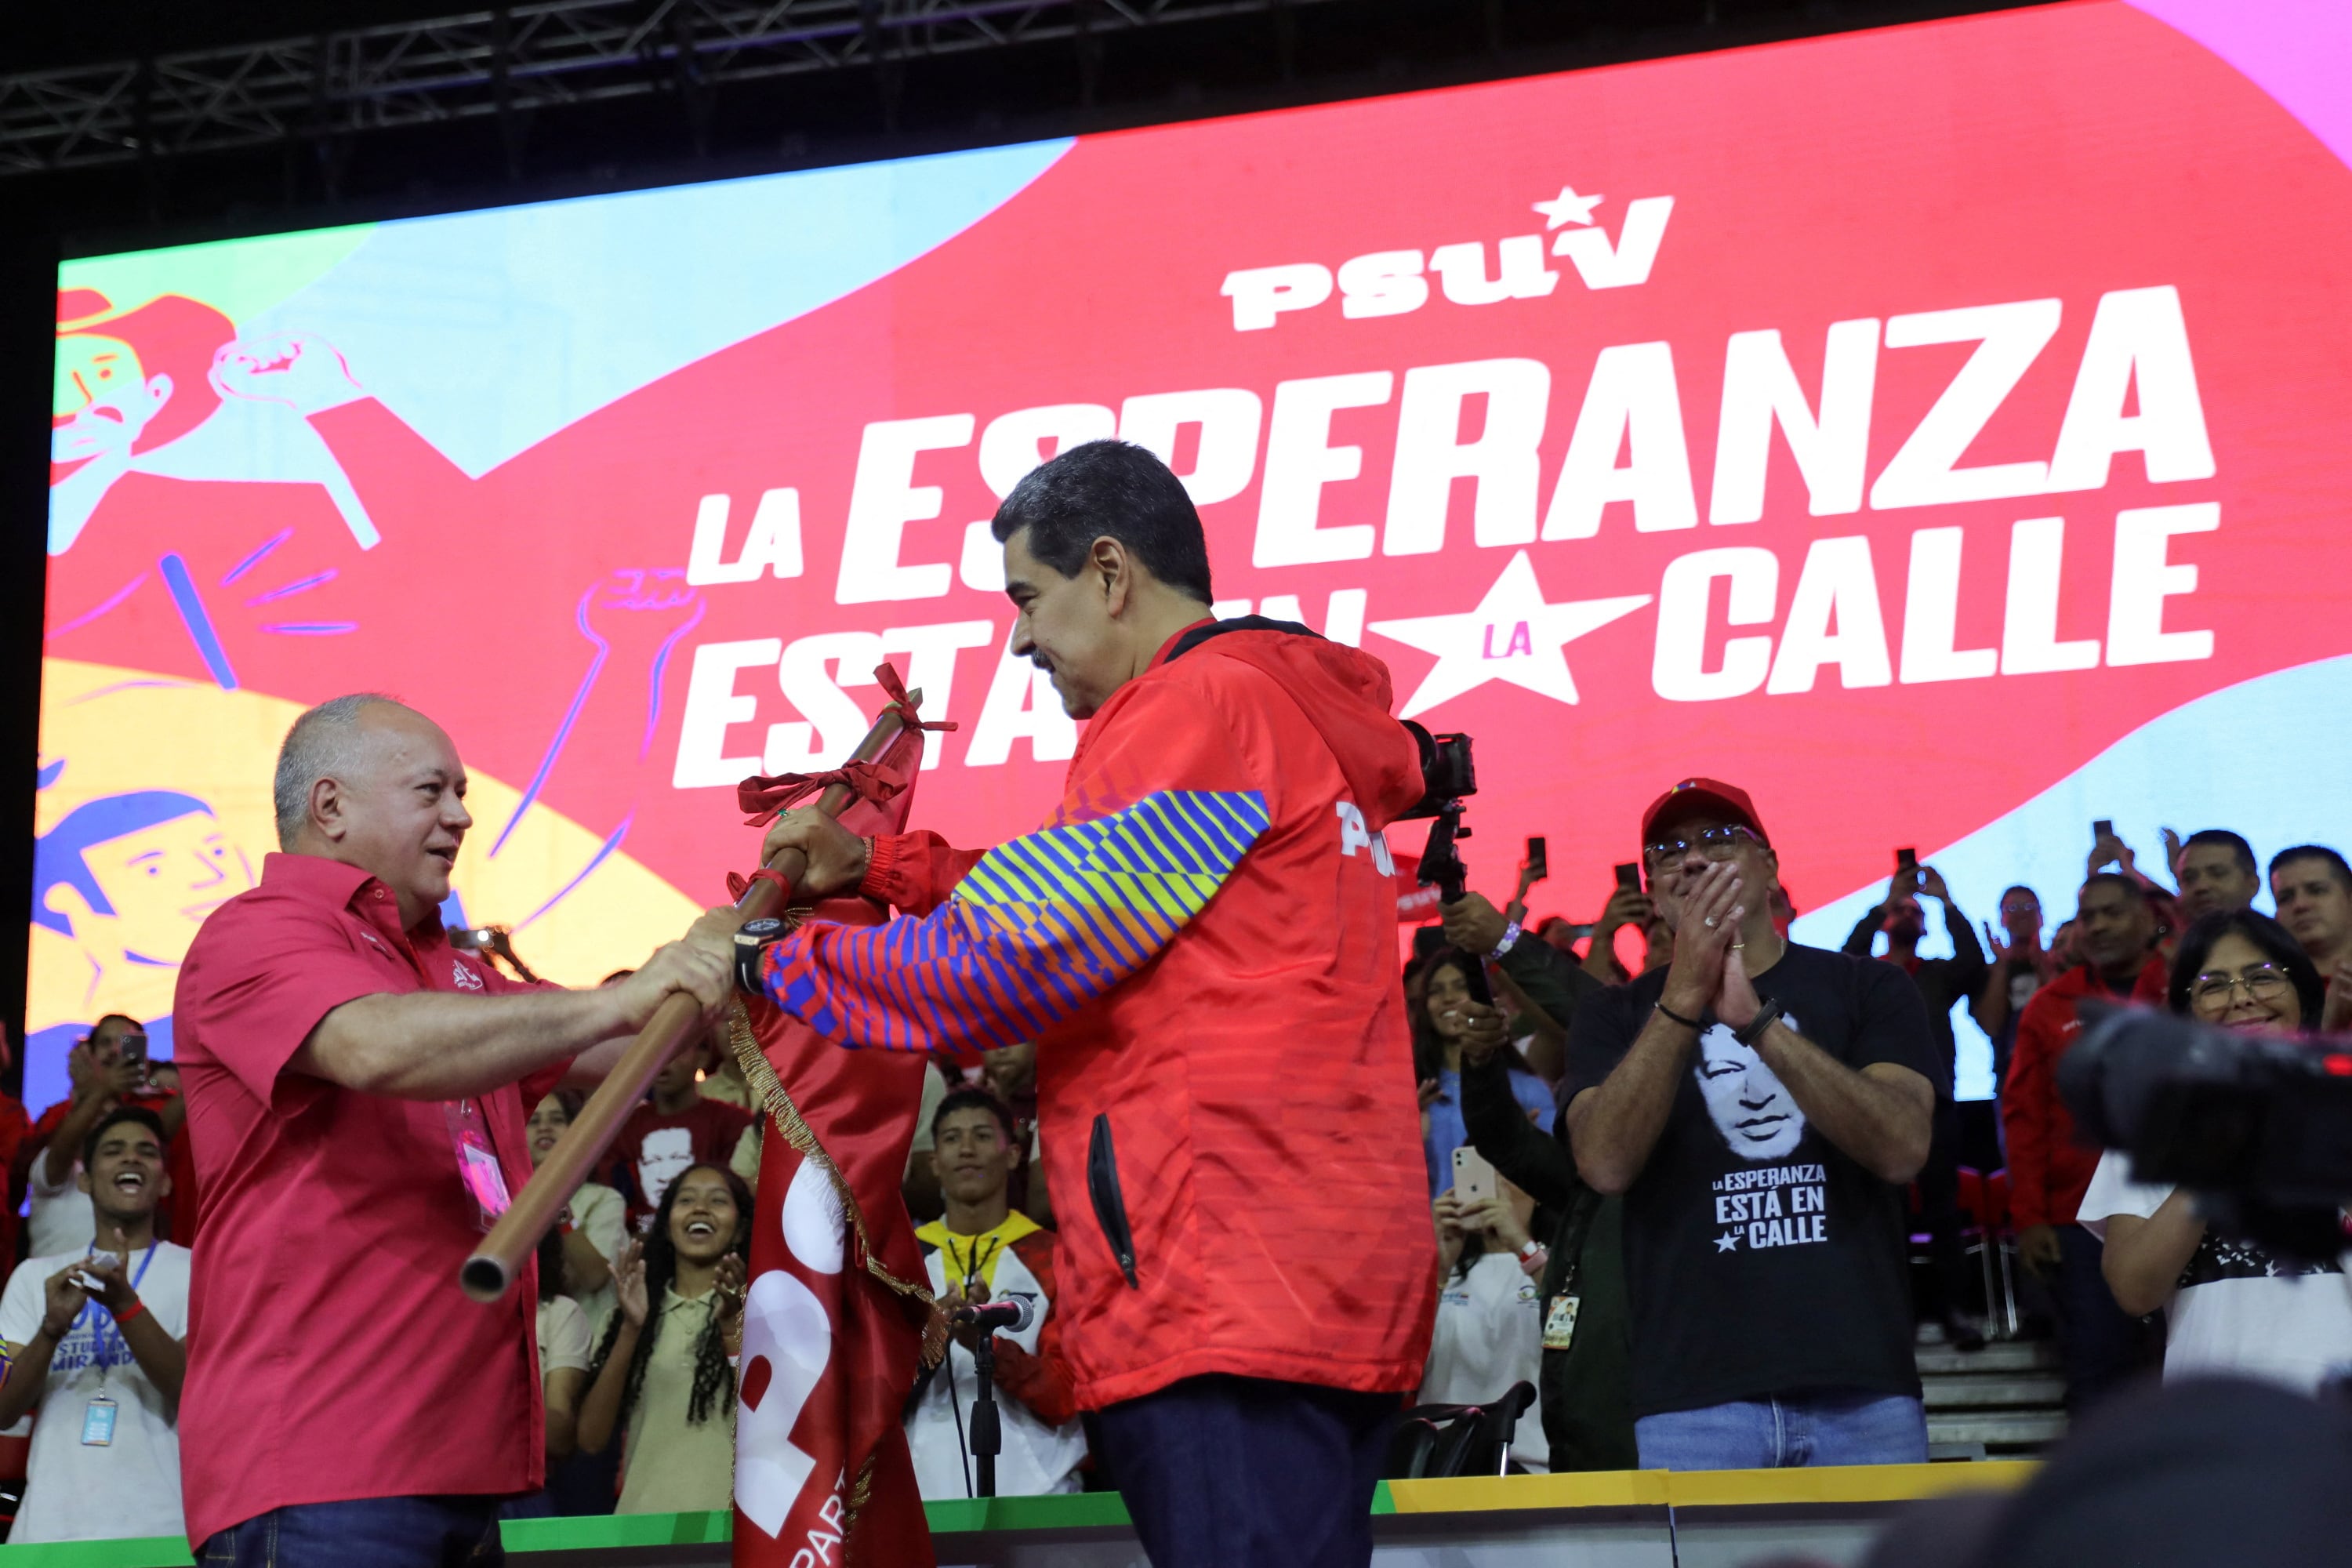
[1715,1231,1743,1253]
[1367,551,1650,720]
[1532,185,1604,229]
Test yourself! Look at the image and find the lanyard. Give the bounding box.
[943,1233,1003,1294]
[73,1244,156,1372]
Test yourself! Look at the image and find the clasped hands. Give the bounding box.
[1659,861,1761,1033]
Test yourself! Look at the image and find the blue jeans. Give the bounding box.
[199,1496,506,1568]
[1094,1374,1396,1568]
[1634,1391,1928,1469]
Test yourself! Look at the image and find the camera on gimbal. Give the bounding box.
[1396,721,1478,902]
[2058,1003,2352,1262]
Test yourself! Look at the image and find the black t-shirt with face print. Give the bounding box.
[1563,942,1940,1417]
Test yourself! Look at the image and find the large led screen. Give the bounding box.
[37,0,2352,1111]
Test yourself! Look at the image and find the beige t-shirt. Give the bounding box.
[615,1287,736,1515]
[567,1181,628,1343]
[698,1072,755,1111]
[538,1294,592,1376]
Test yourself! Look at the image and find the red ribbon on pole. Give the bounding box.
[734,665,958,830]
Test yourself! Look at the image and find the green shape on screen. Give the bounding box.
[60,224,375,329]
[499,1510,733,1552]
[0,1535,194,1567]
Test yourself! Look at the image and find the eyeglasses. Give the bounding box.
[1644,825,1763,866]
[2189,964,2292,1008]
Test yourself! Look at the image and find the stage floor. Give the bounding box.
[3,1463,2035,1566]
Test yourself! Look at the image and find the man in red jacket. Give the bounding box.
[2001,871,2164,1407]
[720,441,1432,1568]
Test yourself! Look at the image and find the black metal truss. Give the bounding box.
[0,0,1345,176]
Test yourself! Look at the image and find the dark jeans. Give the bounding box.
[1094,1374,1396,1568]
[199,1496,506,1568]
[1915,1097,1972,1321]
[2053,1223,2153,1409]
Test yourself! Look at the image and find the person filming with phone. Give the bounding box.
[20,1014,187,1258]
[1842,857,1989,1350]
[0,1105,191,1544]
[1422,1156,1549,1473]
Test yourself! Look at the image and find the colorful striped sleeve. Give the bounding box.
[756,784,1269,1056]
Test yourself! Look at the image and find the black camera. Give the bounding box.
[1396,722,1478,906]
[2058,1002,2352,1261]
[1399,722,1475,820]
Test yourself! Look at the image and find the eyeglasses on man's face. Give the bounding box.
[2188,964,2292,1010]
[1644,824,1764,866]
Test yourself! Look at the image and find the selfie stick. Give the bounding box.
[459,688,916,1303]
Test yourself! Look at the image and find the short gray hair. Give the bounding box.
[274,693,403,848]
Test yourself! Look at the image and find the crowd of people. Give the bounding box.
[3,440,2349,1562]
[6,794,2349,1540]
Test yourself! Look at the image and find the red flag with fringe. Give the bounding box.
[729,668,945,1568]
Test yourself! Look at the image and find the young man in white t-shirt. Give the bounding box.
[0,1105,192,1543]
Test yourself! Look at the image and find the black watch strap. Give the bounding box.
[1735,997,1785,1048]
[732,916,786,996]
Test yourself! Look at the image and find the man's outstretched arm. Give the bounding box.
[728,681,1269,1059]
[751,786,1267,1058]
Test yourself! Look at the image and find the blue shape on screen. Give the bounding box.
[514,813,632,934]
[220,528,293,586]
[247,139,1074,477]
[158,553,239,690]
[1793,653,2352,1099]
[245,568,336,605]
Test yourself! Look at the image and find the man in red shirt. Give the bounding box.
[172,694,728,1565]
[2269,844,2352,1031]
[2000,872,2164,1408]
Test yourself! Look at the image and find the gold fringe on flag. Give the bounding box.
[720,996,935,1311]
[722,991,940,1545]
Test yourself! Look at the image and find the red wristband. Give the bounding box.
[110,1297,145,1325]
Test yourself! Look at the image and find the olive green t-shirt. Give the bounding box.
[616,1287,736,1515]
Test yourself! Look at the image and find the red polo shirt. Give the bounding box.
[173,853,564,1544]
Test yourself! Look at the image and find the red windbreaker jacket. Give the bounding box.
[754,620,1437,1406]
[2001,956,2168,1229]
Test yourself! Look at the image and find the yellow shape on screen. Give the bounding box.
[31,658,698,1040]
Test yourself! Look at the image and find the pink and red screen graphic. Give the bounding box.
[34,0,2352,1110]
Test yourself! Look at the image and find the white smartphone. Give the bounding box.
[1452,1145,1497,1206]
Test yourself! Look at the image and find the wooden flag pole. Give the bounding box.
[459,690,916,1303]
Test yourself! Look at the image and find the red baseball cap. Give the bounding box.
[1640,777,1771,850]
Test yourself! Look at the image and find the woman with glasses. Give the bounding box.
[2080,909,2352,1391]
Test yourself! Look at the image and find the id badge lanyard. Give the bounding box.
[444,1098,514,1232]
[75,1244,154,1447]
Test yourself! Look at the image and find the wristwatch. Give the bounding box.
[732,916,786,995]
[1735,997,1786,1048]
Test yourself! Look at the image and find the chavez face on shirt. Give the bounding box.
[1693,1024,1806,1163]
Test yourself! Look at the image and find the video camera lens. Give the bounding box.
[1400,722,1475,820]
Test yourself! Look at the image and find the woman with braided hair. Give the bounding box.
[576,1163,752,1513]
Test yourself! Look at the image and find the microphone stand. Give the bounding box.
[970,1329,1001,1500]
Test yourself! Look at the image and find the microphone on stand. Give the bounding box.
[947,1291,1036,1497]
[950,1294,1036,1334]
